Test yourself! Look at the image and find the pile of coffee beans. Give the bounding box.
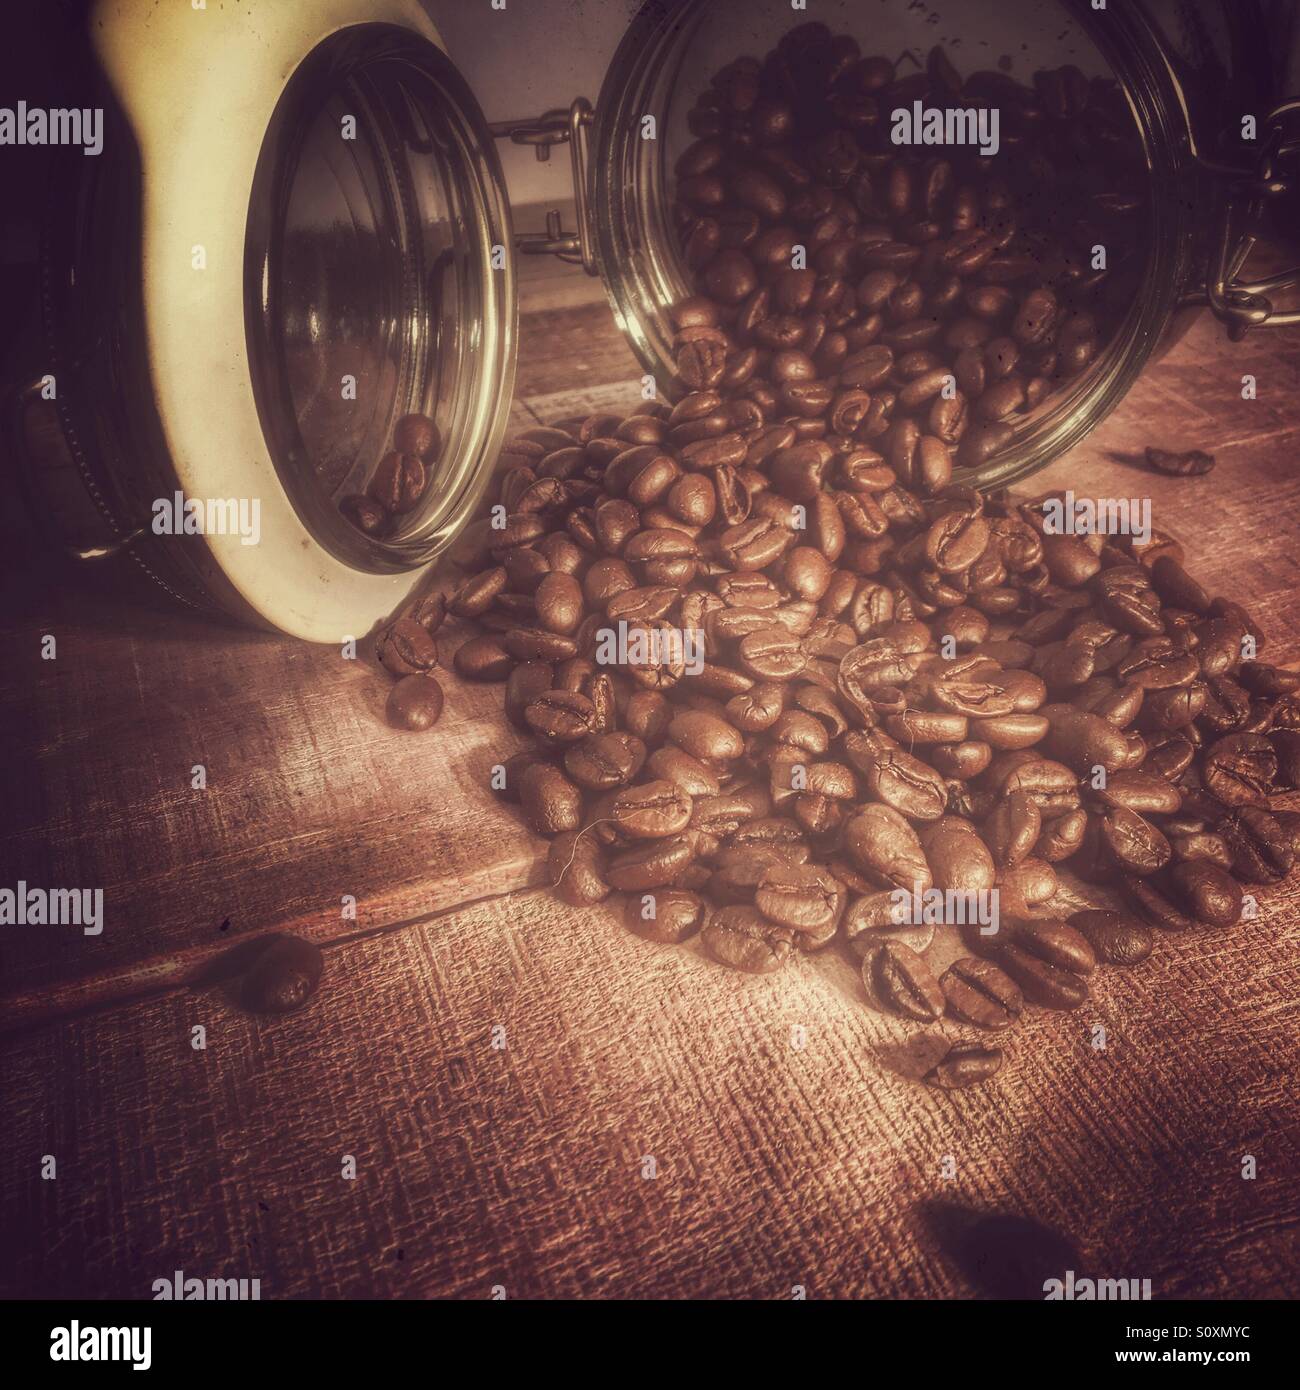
[388,369,1300,1090]
[667,25,1147,476]
[363,27,1298,1088]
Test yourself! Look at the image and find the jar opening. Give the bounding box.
[245,23,515,572]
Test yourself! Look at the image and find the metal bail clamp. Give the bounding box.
[489,98,597,275]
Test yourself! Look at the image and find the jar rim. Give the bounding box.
[246,23,518,574]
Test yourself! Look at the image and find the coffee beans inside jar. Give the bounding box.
[340,412,443,537]
[364,24,1299,1089]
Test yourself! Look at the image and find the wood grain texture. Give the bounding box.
[2,293,1299,1298]
[2,879,1297,1299]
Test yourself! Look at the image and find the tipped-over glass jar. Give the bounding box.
[588,0,1298,493]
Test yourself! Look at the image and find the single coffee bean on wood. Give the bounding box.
[386,674,445,731]
[1145,446,1215,476]
[242,936,324,1016]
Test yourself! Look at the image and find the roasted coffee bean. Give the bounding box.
[1170,831,1234,870]
[1035,807,1087,862]
[994,758,1081,814]
[406,591,448,634]
[1100,805,1171,875]
[503,627,579,663]
[524,690,598,745]
[718,516,796,570]
[493,751,551,804]
[1144,733,1195,782]
[376,618,438,677]
[692,790,769,837]
[1116,639,1199,690]
[605,835,695,891]
[368,450,425,514]
[548,831,610,906]
[755,862,842,932]
[844,890,934,957]
[710,845,788,905]
[503,661,555,729]
[1271,729,1300,788]
[1145,446,1215,476]
[1273,811,1300,856]
[624,888,705,944]
[940,957,1023,1030]
[925,512,990,573]
[1168,860,1242,927]
[386,674,445,731]
[566,732,646,790]
[1041,704,1131,774]
[856,745,949,821]
[870,942,946,1021]
[1094,769,1182,815]
[242,936,324,1016]
[534,573,585,635]
[646,745,719,797]
[450,567,507,618]
[930,740,992,779]
[996,858,1058,912]
[726,816,807,856]
[973,713,1050,750]
[703,905,798,973]
[1217,806,1294,883]
[923,1040,1003,1089]
[340,494,389,535]
[928,677,1017,718]
[739,626,807,680]
[1068,909,1152,967]
[1240,663,1300,698]
[984,791,1040,868]
[844,804,933,890]
[677,337,727,388]
[611,780,694,838]
[1201,733,1276,806]
[998,919,1093,1009]
[519,763,583,835]
[886,710,969,744]
[1120,872,1197,932]
[668,710,745,762]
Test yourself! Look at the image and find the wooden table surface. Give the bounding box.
[2,274,1299,1300]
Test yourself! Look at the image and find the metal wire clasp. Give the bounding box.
[1204,99,1300,339]
[489,98,597,275]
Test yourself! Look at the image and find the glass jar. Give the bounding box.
[12,0,1296,638]
[590,0,1298,493]
[16,0,516,639]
